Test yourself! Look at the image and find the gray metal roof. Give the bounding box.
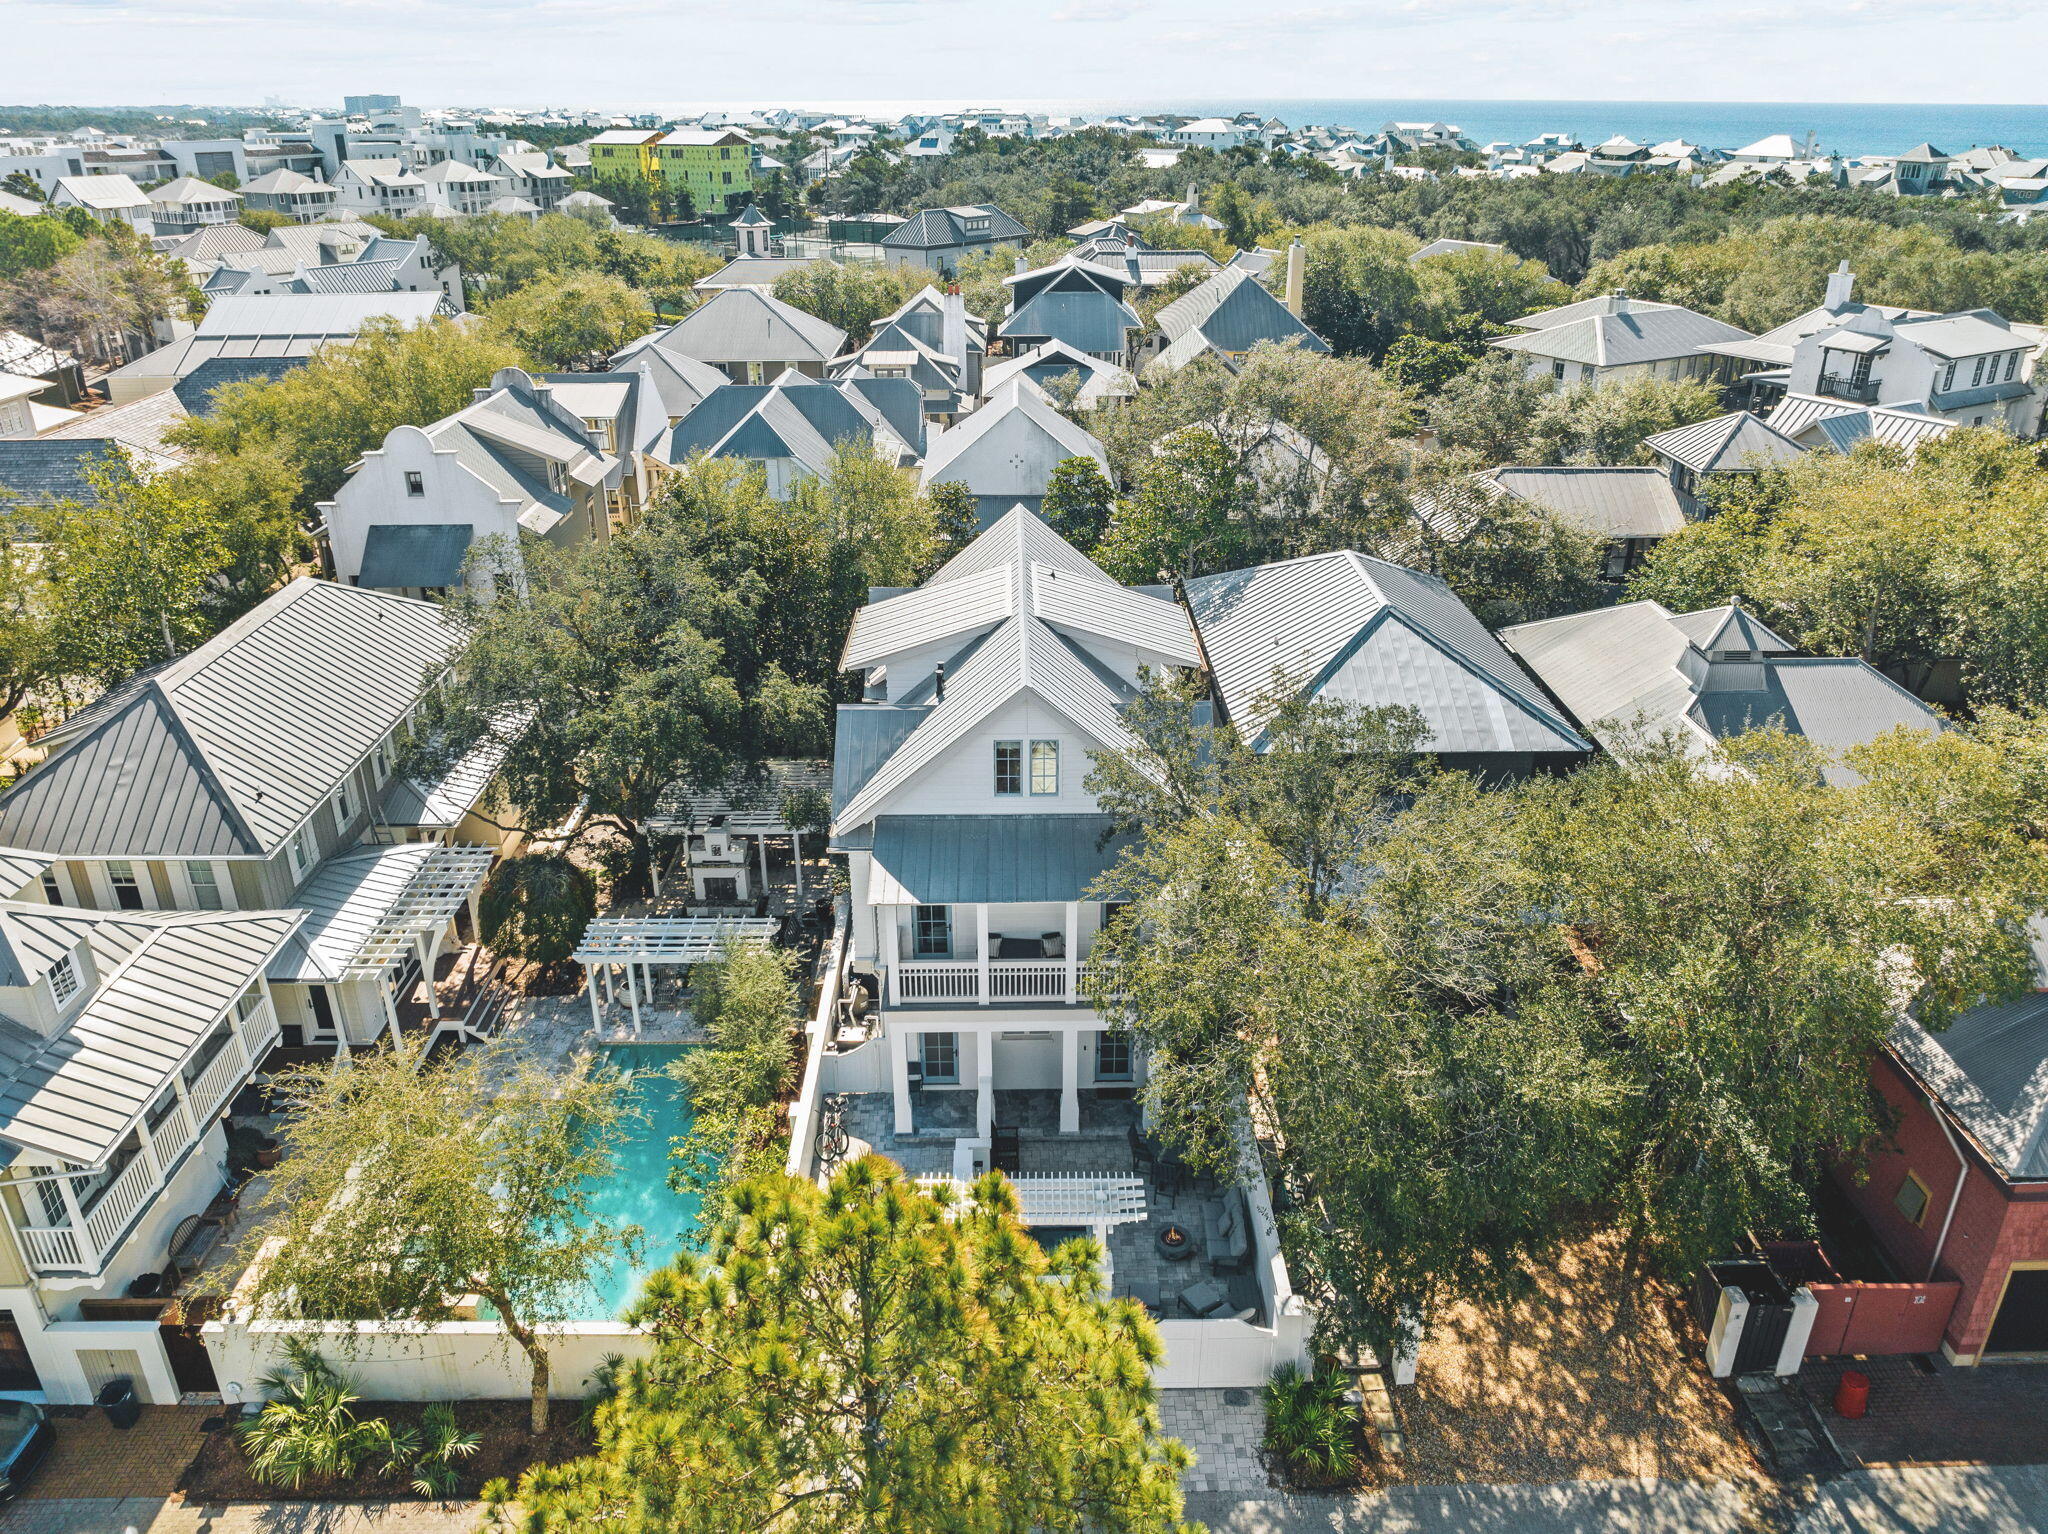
[881,204,1029,250]
[1153,269,1328,357]
[656,287,846,366]
[1641,412,1808,474]
[0,439,135,507]
[832,705,924,818]
[1509,293,1678,331]
[1891,992,2048,1180]
[358,523,474,589]
[697,256,818,290]
[922,380,1109,490]
[866,814,1134,904]
[0,580,458,859]
[1484,467,1688,539]
[1499,600,1939,785]
[1185,551,1587,757]
[1768,394,1959,453]
[999,290,1141,356]
[0,904,300,1166]
[0,855,51,905]
[1491,305,1752,368]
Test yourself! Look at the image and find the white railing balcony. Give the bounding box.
[236,992,279,1060]
[150,1097,196,1160]
[81,1152,159,1266]
[887,959,1120,1007]
[17,1223,83,1271]
[916,1173,1148,1227]
[189,1037,249,1122]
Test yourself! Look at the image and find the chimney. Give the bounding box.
[941,285,970,391]
[1014,254,1028,275]
[1824,259,1855,312]
[933,662,946,702]
[1185,181,1199,214]
[1284,238,1304,318]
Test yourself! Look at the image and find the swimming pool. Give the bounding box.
[564,1044,703,1321]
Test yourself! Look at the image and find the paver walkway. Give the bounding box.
[1185,1464,2048,1532]
[1799,1357,2048,1468]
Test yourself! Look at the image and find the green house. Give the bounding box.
[653,129,757,216]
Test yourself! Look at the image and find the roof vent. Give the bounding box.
[933,662,945,702]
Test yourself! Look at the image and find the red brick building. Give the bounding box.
[1842,992,2048,1364]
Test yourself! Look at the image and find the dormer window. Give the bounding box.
[548,462,567,495]
[49,951,80,1007]
[405,470,425,496]
[106,860,144,911]
[2005,351,2021,382]
[332,777,355,826]
[1940,361,1957,392]
[289,827,313,877]
[1972,355,1988,386]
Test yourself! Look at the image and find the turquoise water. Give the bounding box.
[565,1044,703,1321]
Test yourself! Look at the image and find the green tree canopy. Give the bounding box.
[771,259,940,340]
[667,940,801,1228]
[503,1159,1196,1534]
[167,315,524,514]
[477,851,599,969]
[480,270,652,371]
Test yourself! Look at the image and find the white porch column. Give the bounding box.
[757,834,770,897]
[975,904,990,1005]
[421,930,443,1020]
[168,1072,198,1147]
[1064,901,1079,1003]
[791,832,805,905]
[56,1172,95,1270]
[889,1022,914,1136]
[132,1115,164,1184]
[976,1032,995,1140]
[381,978,403,1047]
[1059,1026,1079,1135]
[585,963,601,1031]
[625,959,642,1035]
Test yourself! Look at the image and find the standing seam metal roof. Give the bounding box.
[0,580,458,859]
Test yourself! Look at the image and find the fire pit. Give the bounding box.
[1155,1223,1197,1262]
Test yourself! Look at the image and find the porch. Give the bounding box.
[835,1089,1267,1326]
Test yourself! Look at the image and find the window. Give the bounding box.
[35,1178,67,1228]
[1096,1031,1133,1082]
[1972,355,1988,386]
[547,461,567,494]
[48,952,80,1007]
[914,905,953,957]
[921,1032,959,1084]
[289,827,313,877]
[106,860,144,910]
[994,740,1023,796]
[1940,361,1958,392]
[1551,360,1567,381]
[405,470,424,496]
[1029,739,1059,796]
[583,417,615,451]
[332,776,355,826]
[1894,1169,1932,1227]
[2006,351,2021,381]
[373,738,391,782]
[39,871,62,906]
[185,861,222,910]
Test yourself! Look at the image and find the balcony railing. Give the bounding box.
[886,959,1117,1007]
[12,992,278,1276]
[1817,373,1880,403]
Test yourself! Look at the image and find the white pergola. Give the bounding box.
[344,845,497,1043]
[571,916,780,1034]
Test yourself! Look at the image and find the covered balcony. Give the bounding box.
[860,813,1133,1009]
[3,915,290,1279]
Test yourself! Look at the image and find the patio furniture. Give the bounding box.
[1129,1127,1181,1196]
[1178,1278,1230,1318]
[995,935,1045,960]
[1126,1280,1176,1315]
[1155,1223,1198,1262]
[991,1125,1021,1175]
[1204,1188,1254,1275]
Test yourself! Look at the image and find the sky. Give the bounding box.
[3,0,2044,110]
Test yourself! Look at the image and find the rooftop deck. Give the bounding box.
[841,1087,1266,1324]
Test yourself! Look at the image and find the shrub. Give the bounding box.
[1262,1362,1363,1478]
[478,851,599,969]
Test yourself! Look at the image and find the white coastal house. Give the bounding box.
[321,366,634,598]
[0,579,506,1405]
[817,507,1311,1385]
[1491,293,1752,389]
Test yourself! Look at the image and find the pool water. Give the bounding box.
[564,1044,703,1321]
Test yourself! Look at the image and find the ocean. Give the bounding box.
[1142,100,2048,159]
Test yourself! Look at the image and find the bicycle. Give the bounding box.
[818,1092,851,1171]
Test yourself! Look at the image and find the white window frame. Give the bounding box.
[1029,739,1059,796]
[405,470,425,496]
[332,774,356,828]
[182,860,225,910]
[289,827,313,878]
[48,951,80,1008]
[102,859,150,911]
[993,740,1023,796]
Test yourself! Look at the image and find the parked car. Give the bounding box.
[0,1400,52,1499]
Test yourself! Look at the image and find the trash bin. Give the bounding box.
[1833,1369,1870,1420]
[95,1378,140,1430]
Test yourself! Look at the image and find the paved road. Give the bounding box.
[7,1467,2046,1534]
[1187,1465,2048,1532]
